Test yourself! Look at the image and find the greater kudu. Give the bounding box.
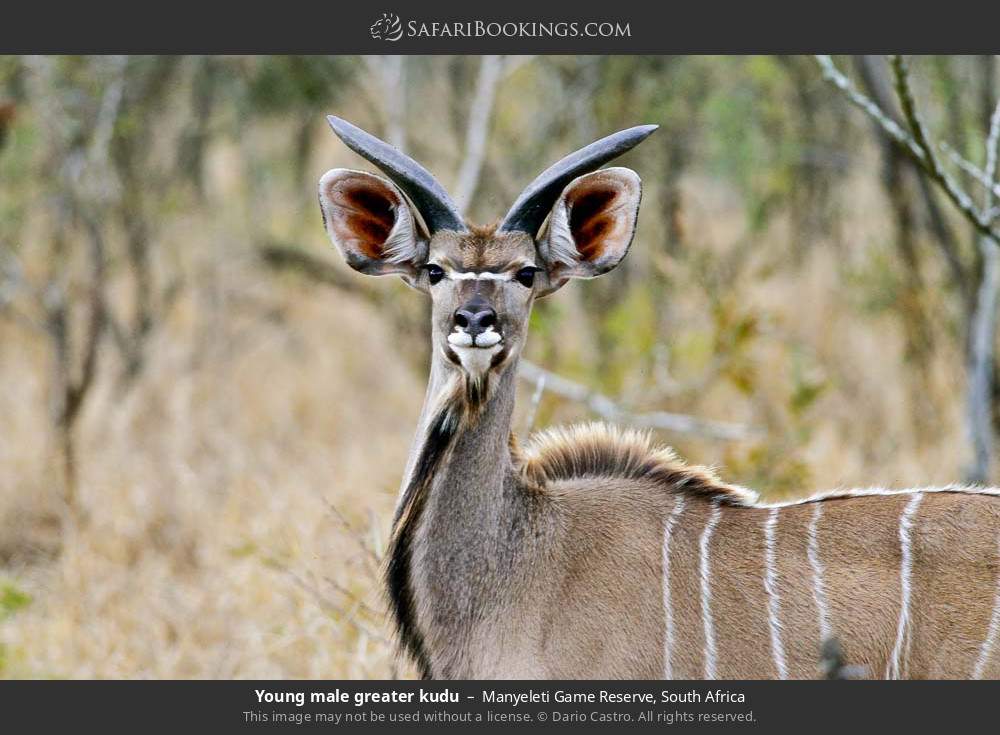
[319,115,1000,679]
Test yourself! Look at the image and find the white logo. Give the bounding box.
[370,12,403,41]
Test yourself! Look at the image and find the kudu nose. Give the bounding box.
[454,300,497,338]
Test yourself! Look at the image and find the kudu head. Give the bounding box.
[319,116,656,399]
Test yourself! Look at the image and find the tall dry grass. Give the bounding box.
[0,247,423,677]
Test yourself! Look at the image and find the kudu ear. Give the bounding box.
[319,168,427,284]
[536,167,642,296]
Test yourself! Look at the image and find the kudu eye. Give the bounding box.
[515,267,538,288]
[424,264,445,285]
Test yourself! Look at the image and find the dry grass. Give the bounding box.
[0,261,421,678]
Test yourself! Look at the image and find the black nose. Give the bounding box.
[454,299,497,337]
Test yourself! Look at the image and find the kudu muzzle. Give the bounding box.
[452,294,499,348]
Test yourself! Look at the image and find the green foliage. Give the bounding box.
[0,120,36,238]
[726,441,814,499]
[790,369,828,418]
[843,244,906,315]
[600,286,658,391]
[710,296,762,396]
[229,541,258,559]
[0,581,31,620]
[697,57,822,233]
[528,297,562,342]
[0,641,29,679]
[246,57,356,114]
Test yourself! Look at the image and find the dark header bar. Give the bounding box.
[0,679,995,733]
[3,1,1000,54]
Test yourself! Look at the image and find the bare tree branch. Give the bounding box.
[277,565,390,646]
[453,55,504,214]
[517,360,759,441]
[257,242,368,297]
[322,574,384,621]
[17,56,132,512]
[820,54,1000,481]
[985,98,1000,195]
[967,94,1000,483]
[817,55,1000,245]
[321,497,382,575]
[853,55,970,309]
[940,142,1000,203]
[816,55,921,157]
[364,57,407,152]
[889,55,999,244]
[65,218,107,426]
[967,241,998,483]
[522,369,547,434]
[0,250,45,332]
[107,57,181,385]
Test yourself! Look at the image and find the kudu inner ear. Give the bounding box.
[538,167,642,292]
[318,168,426,279]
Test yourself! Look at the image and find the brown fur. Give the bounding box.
[412,414,1000,679]
[465,221,500,238]
[432,227,535,272]
[536,459,1000,679]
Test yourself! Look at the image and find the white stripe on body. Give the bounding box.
[807,502,832,643]
[763,508,788,679]
[887,493,922,679]
[973,533,1000,679]
[755,485,1000,510]
[699,500,722,680]
[662,495,687,679]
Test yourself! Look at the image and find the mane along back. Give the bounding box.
[515,422,757,506]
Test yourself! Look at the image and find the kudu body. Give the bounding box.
[319,116,1000,679]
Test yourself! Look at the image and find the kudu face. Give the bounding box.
[318,116,657,383]
[422,228,538,378]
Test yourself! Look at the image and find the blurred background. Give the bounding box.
[0,55,998,678]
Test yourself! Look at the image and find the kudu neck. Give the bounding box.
[398,350,519,509]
